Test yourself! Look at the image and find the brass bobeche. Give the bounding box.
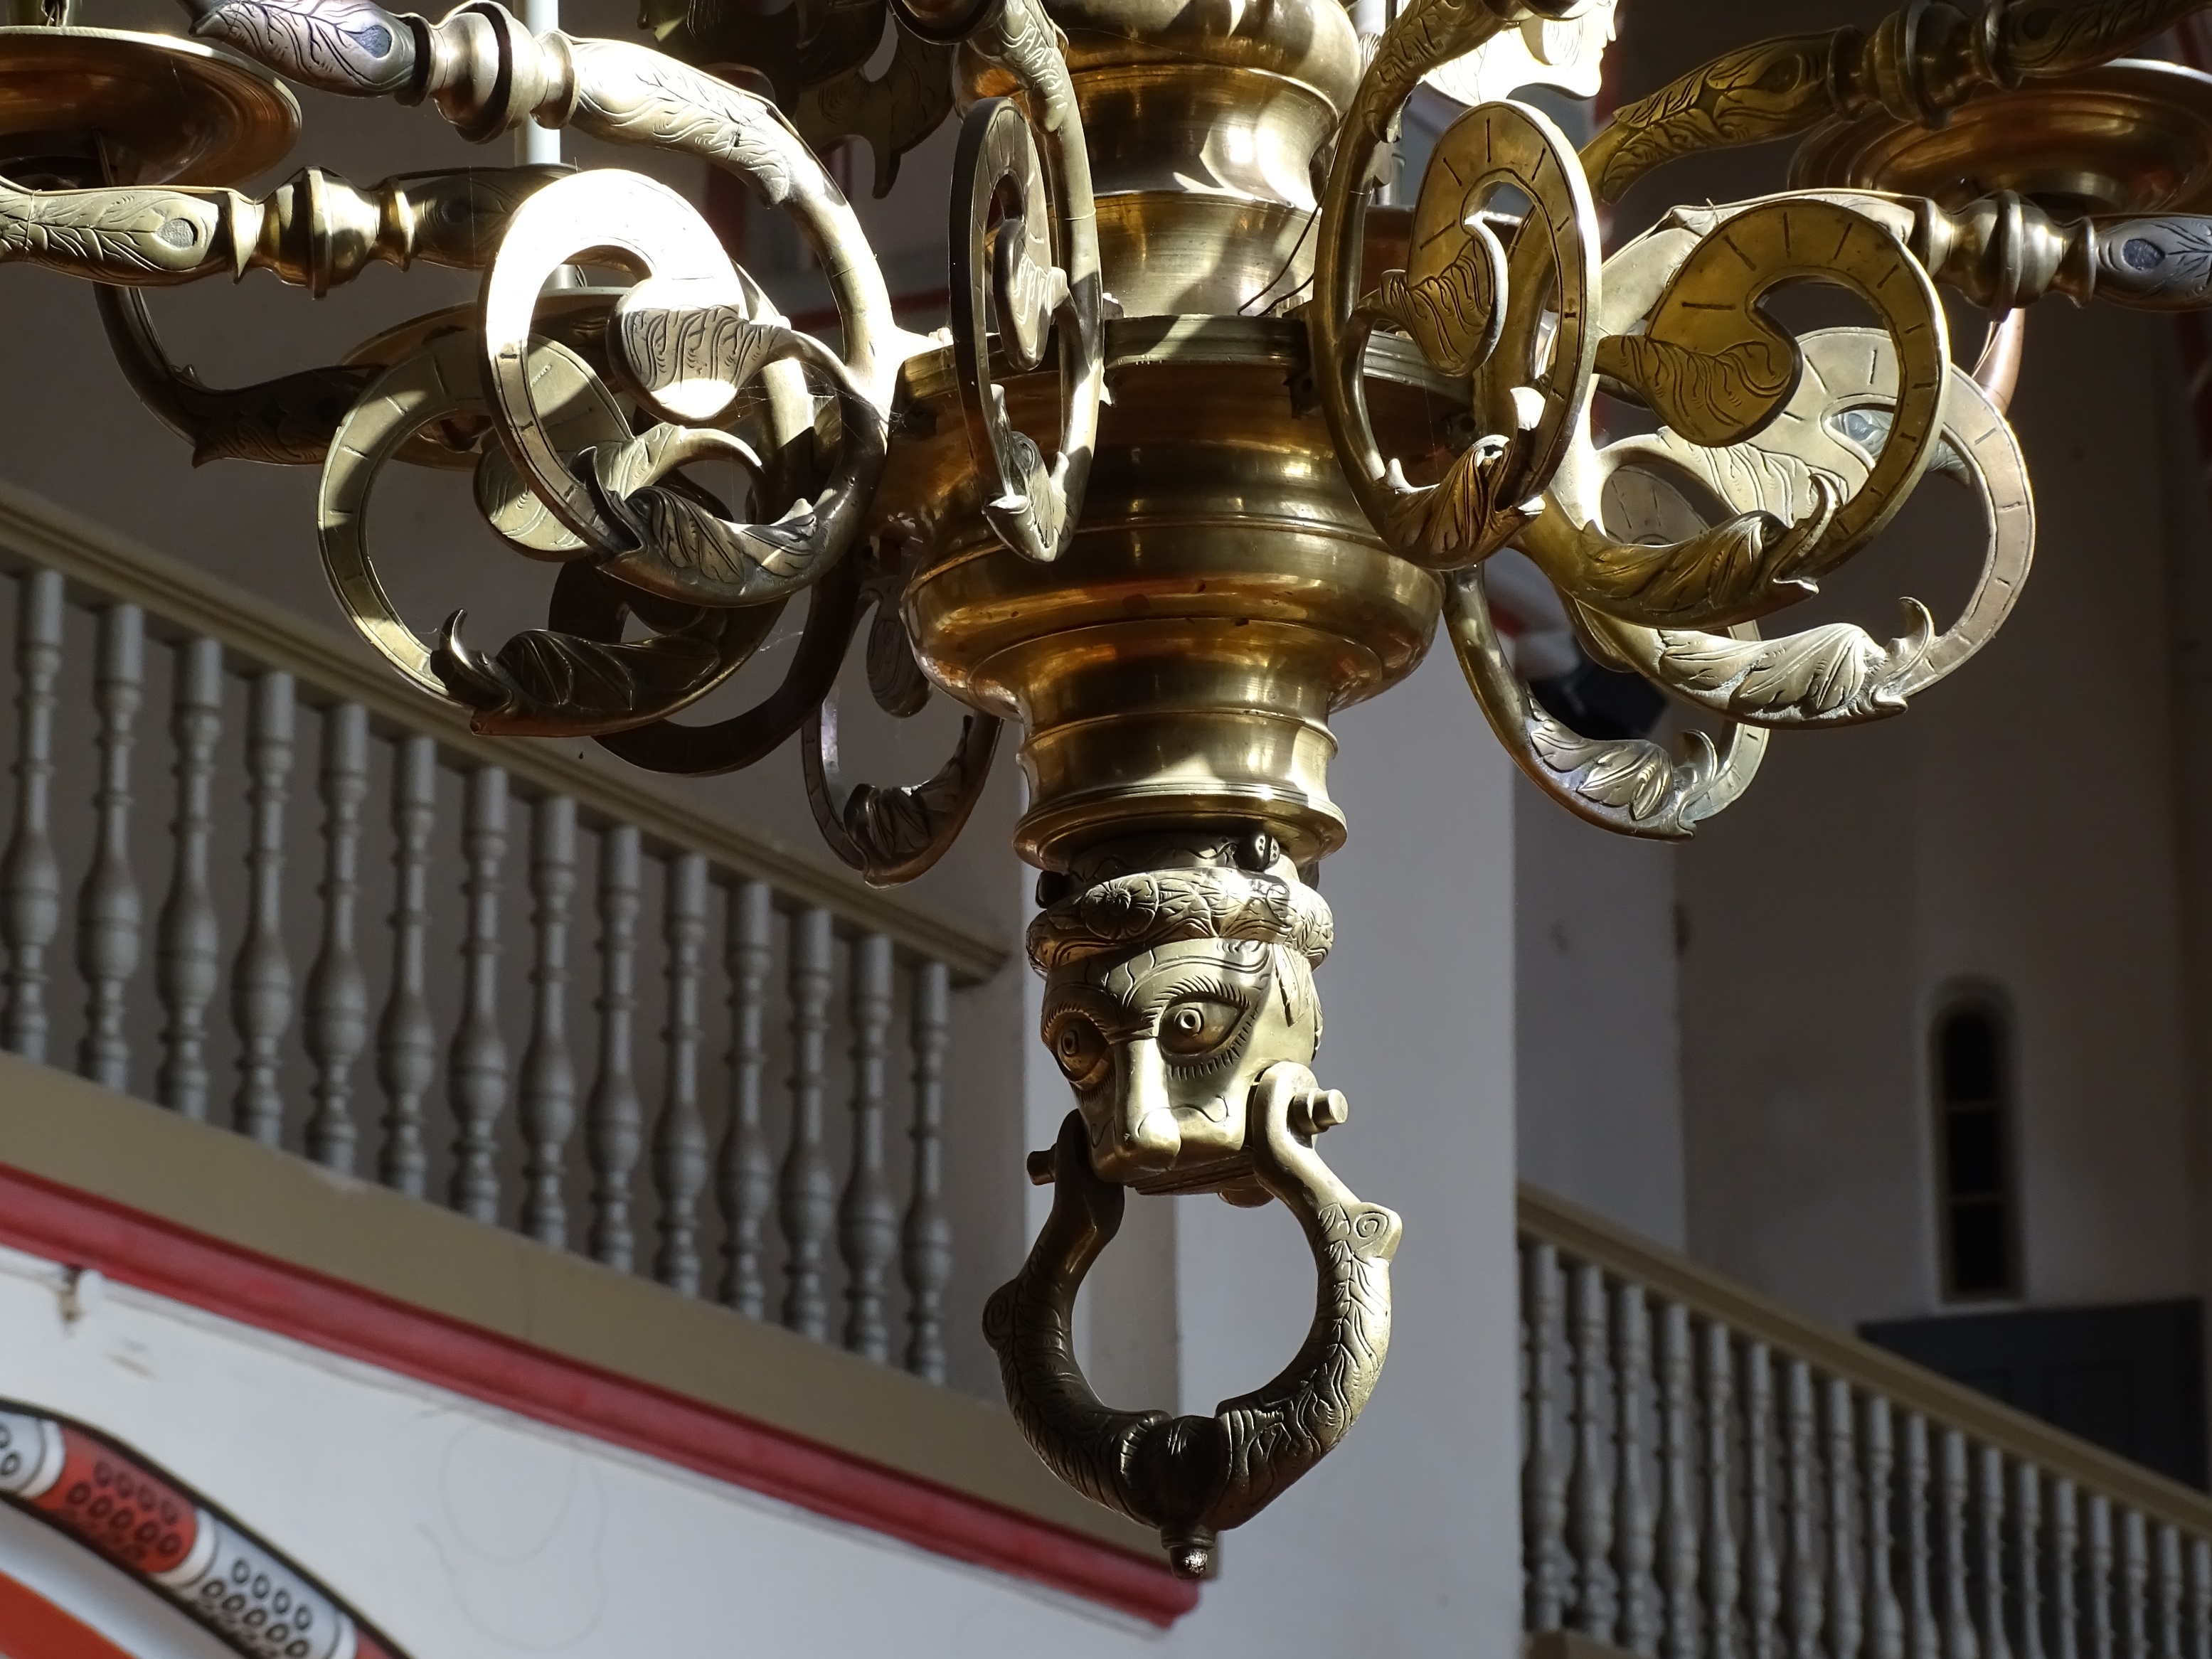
[0,0,2203,1578]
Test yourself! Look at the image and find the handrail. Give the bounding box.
[0,476,1009,983]
[1519,1179,2212,1538]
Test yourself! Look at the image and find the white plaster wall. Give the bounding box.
[1514,779,1686,1249]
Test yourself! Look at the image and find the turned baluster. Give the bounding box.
[653,853,709,1293]
[840,932,897,1362]
[1569,1261,1620,1641]
[1746,1343,1782,1659]
[376,735,436,1196]
[1782,1361,1822,1659]
[519,795,577,1247]
[448,767,509,1222]
[1826,1379,1861,1659]
[1524,1241,1568,1633]
[304,703,369,1171]
[1979,1449,2012,1659]
[2016,1466,2046,1659]
[901,957,952,1382]
[2123,1513,2150,1659]
[2051,1481,2081,1659]
[1615,1280,1658,1655]
[156,637,222,1118]
[717,880,773,1317]
[1657,1299,1698,1659]
[231,671,294,1146]
[2,569,63,1062]
[2157,1527,2184,1659]
[1940,1432,1981,1659]
[1905,1415,1938,1659]
[2090,1497,2117,1659]
[587,824,643,1271]
[1866,1399,1904,1659]
[1702,1321,1740,1659]
[77,602,143,1092]
[780,907,836,1341]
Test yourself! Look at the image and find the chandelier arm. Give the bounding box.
[937,0,1103,565]
[0,161,560,289]
[802,695,1004,885]
[1444,566,1766,838]
[95,284,373,466]
[1310,0,1521,567]
[593,555,868,777]
[639,0,884,108]
[1570,354,2034,729]
[1578,0,2212,208]
[986,1071,1400,1582]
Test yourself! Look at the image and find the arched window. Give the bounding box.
[1934,1001,2019,1301]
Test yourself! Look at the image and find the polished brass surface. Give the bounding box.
[0,0,2198,1577]
[890,314,1456,868]
[1792,58,2212,214]
[0,26,297,186]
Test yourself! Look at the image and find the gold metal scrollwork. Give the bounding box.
[987,1074,1400,1581]
[1350,97,1602,568]
[1442,566,1767,838]
[940,0,1102,565]
[1577,329,2036,727]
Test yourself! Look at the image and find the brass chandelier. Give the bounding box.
[0,0,2203,1579]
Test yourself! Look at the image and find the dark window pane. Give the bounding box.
[1950,1201,2012,1295]
[1941,1011,2000,1103]
[1945,1109,2004,1196]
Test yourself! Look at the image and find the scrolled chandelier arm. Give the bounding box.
[8,0,2212,1581]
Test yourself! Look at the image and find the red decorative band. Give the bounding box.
[0,1159,1197,1627]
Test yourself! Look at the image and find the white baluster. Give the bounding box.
[1827,1380,1861,1659]
[717,880,772,1317]
[3,569,64,1061]
[156,637,222,1119]
[1616,1281,1659,1655]
[2016,1466,2046,1659]
[519,795,577,1247]
[2124,1513,2150,1659]
[1942,1432,1982,1659]
[1746,1343,1782,1659]
[76,602,142,1091]
[377,735,437,1196]
[840,932,896,1362]
[2052,1481,2081,1659]
[1657,1300,1698,1659]
[1570,1261,1620,1641]
[449,767,509,1222]
[2158,1527,2184,1659]
[1783,1360,1822,1659]
[1524,1242,1568,1632]
[304,703,369,1171]
[231,671,293,1145]
[901,958,952,1382]
[588,824,643,1270]
[1703,1321,1740,1659]
[2090,1497,2116,1659]
[653,853,708,1293]
[780,907,835,1340]
[1906,1415,1938,1659]
[1866,1398,1904,1659]
[1980,1449,2012,1659]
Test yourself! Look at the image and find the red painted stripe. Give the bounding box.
[0,1567,137,1659]
[0,1162,1197,1627]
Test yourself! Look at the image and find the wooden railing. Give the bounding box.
[0,479,1008,1385]
[1519,1184,2212,1659]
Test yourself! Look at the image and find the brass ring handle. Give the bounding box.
[984,1064,1400,1579]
